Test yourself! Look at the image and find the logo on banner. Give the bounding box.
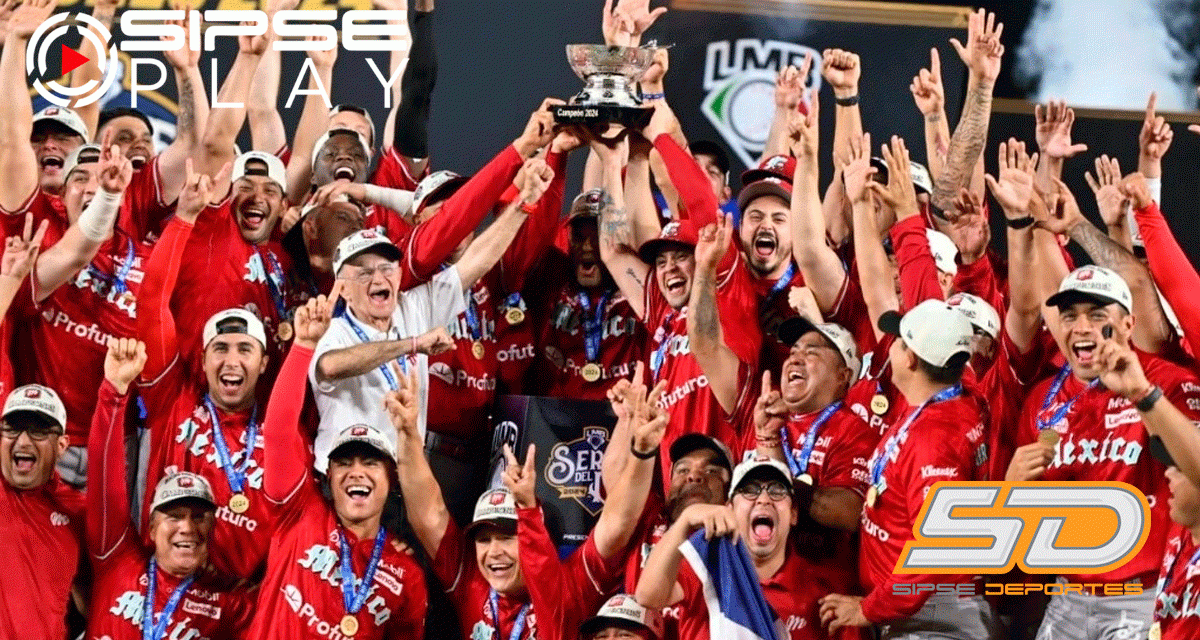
[701,39,821,169]
[544,427,608,515]
[27,13,118,106]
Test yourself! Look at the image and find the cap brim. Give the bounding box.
[154,495,216,513]
[777,316,820,347]
[668,433,732,471]
[580,617,652,640]
[878,310,903,336]
[344,242,403,271]
[637,238,694,265]
[463,517,518,539]
[415,176,469,215]
[737,181,792,211]
[328,439,395,465]
[1148,435,1175,467]
[1045,289,1125,312]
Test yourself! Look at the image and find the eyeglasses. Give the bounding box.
[1,424,63,441]
[736,481,790,501]
[341,262,398,284]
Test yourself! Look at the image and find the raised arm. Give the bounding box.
[0,214,46,317]
[1085,154,1133,251]
[1129,181,1200,351]
[845,133,898,342]
[1032,101,1088,199]
[87,338,147,559]
[389,0,432,180]
[0,0,54,212]
[247,49,286,154]
[788,93,845,314]
[387,369,450,559]
[197,28,271,190]
[931,9,1002,211]
[822,49,862,168]
[283,46,337,204]
[156,14,208,204]
[910,48,951,181]
[456,157,554,288]
[66,0,116,139]
[635,502,737,609]
[494,136,574,292]
[597,138,649,319]
[686,214,741,414]
[984,139,1041,352]
[759,59,807,162]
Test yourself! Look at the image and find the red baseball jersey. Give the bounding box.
[1154,525,1200,640]
[826,261,878,359]
[858,393,985,623]
[118,155,177,245]
[624,503,684,640]
[1016,353,1200,585]
[844,335,908,437]
[432,507,624,640]
[371,146,426,192]
[754,265,807,380]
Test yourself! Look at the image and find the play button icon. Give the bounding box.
[60,44,89,76]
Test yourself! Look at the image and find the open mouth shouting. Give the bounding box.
[39,155,64,175]
[664,275,687,296]
[218,372,245,395]
[345,483,373,506]
[238,201,269,232]
[367,284,393,311]
[485,558,516,581]
[333,164,358,181]
[11,449,37,474]
[750,512,777,545]
[1070,339,1098,366]
[753,230,777,260]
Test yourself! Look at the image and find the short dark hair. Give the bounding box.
[98,108,154,137]
[917,352,969,385]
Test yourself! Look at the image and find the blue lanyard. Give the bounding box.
[782,401,842,477]
[762,262,796,308]
[88,236,135,294]
[464,292,483,341]
[338,527,386,619]
[650,312,676,382]
[1037,365,1099,431]
[869,385,962,486]
[202,396,258,493]
[343,311,407,384]
[504,292,523,312]
[258,248,289,320]
[488,590,530,640]
[142,558,195,640]
[577,290,611,363]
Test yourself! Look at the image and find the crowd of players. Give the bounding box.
[2,0,1200,638]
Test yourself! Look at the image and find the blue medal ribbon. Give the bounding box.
[343,311,407,384]
[488,589,530,640]
[781,401,843,478]
[202,396,258,494]
[650,312,676,382]
[338,526,387,622]
[504,292,524,316]
[88,236,136,295]
[142,557,195,640]
[868,385,962,489]
[259,248,290,322]
[761,262,796,310]
[576,290,611,364]
[463,292,483,342]
[1037,365,1099,432]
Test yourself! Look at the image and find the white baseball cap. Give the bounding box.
[728,456,794,500]
[1045,266,1132,313]
[332,228,402,274]
[32,106,89,140]
[465,487,518,536]
[410,170,468,217]
[233,150,287,190]
[580,595,664,640]
[946,292,1001,339]
[3,384,67,429]
[879,299,974,368]
[62,144,102,179]
[926,228,958,276]
[150,472,216,512]
[329,104,377,147]
[871,156,934,195]
[325,423,397,466]
[202,308,268,349]
[776,317,862,379]
[311,128,373,174]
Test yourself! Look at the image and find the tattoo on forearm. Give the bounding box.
[932,82,992,209]
[625,268,644,290]
[177,74,195,137]
[598,190,633,248]
[1069,220,1172,341]
[691,272,721,348]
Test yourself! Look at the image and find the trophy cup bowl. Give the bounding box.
[553,44,657,138]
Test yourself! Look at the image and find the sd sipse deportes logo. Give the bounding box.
[27,13,117,107]
[544,427,608,515]
[701,39,821,169]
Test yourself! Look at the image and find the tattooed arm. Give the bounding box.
[687,214,742,414]
[595,140,650,319]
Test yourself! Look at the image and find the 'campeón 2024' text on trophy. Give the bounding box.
[553,44,658,137]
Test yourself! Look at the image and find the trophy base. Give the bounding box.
[553,104,655,139]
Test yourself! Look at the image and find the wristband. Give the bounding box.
[834,95,860,107]
[78,188,122,242]
[630,438,659,459]
[519,202,539,215]
[641,92,665,101]
[1006,215,1036,229]
[1134,385,1162,412]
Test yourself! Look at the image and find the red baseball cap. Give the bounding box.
[740,154,796,186]
[637,221,698,265]
[737,176,793,211]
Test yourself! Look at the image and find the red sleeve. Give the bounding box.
[86,380,135,560]
[651,135,738,272]
[818,414,877,494]
[860,420,974,622]
[890,215,943,311]
[953,251,1008,318]
[431,519,469,595]
[1134,202,1200,353]
[1159,367,1200,422]
[498,150,568,293]
[384,557,429,640]
[263,344,316,503]
[399,145,524,287]
[137,216,193,384]
[979,330,1047,481]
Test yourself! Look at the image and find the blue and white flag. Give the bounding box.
[678,529,785,640]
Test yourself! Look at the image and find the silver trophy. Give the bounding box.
[553,44,657,138]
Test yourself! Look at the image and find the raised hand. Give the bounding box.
[1139,92,1173,164]
[603,0,666,47]
[641,46,669,88]
[1084,155,1128,228]
[1034,101,1088,159]
[947,189,989,264]
[949,8,1004,83]
[514,157,555,206]
[293,281,342,348]
[305,33,338,70]
[753,371,786,443]
[384,368,422,442]
[1094,333,1153,400]
[983,138,1038,216]
[502,443,538,508]
[774,65,804,111]
[1032,179,1086,235]
[104,338,148,395]
[98,129,135,195]
[0,0,19,43]
[866,136,919,220]
[238,18,273,55]
[694,213,732,273]
[821,48,861,97]
[787,88,819,158]
[415,327,454,356]
[514,98,565,157]
[842,132,878,204]
[7,0,55,40]
[1119,172,1153,211]
[1,213,47,281]
[161,5,201,70]
[679,502,739,542]
[176,158,228,225]
[910,48,945,116]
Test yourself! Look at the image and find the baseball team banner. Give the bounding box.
[489,395,617,556]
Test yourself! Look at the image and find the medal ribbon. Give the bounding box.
[142,557,195,640]
[338,526,386,620]
[88,236,136,294]
[576,290,611,364]
[504,292,524,316]
[781,401,843,477]
[488,590,530,640]
[868,385,962,488]
[463,291,484,342]
[650,312,676,382]
[259,248,290,322]
[343,311,407,384]
[1036,365,1099,432]
[760,261,796,310]
[202,396,258,494]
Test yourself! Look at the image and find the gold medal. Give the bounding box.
[340,614,359,637]
[870,394,889,415]
[472,340,485,359]
[1038,429,1060,446]
[505,307,525,325]
[1148,622,1161,640]
[866,486,878,508]
[581,363,602,382]
[797,473,813,486]
[277,321,293,342]
[228,493,250,514]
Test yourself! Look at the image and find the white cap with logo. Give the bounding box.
[150,472,216,512]
[465,487,518,536]
[926,228,958,276]
[1045,266,1133,313]
[202,308,268,349]
[33,106,89,140]
[728,455,794,500]
[410,170,468,217]
[3,384,67,428]
[233,151,287,190]
[579,594,664,640]
[946,292,1000,339]
[776,317,861,379]
[62,144,102,179]
[878,299,974,368]
[332,229,403,274]
[324,423,397,467]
